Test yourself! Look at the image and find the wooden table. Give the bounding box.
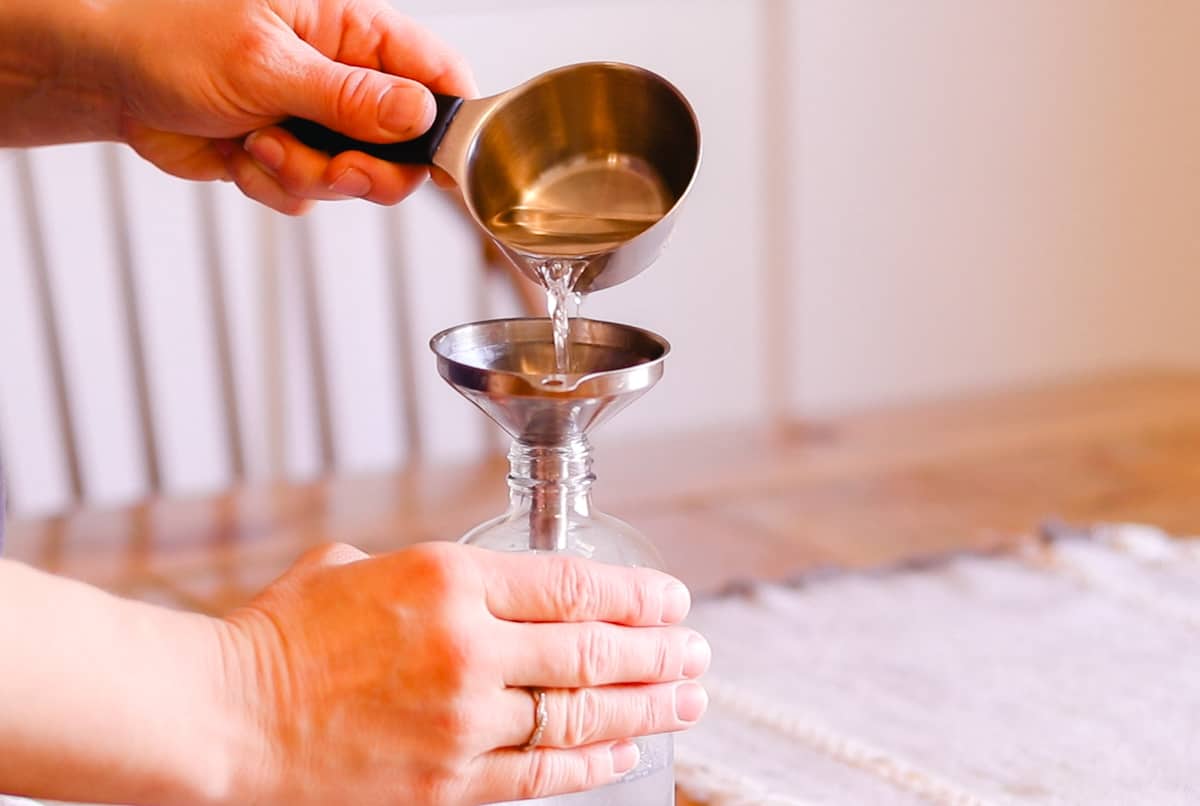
[9,370,1200,805]
[11,370,1200,603]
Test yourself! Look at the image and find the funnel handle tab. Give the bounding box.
[279,93,463,165]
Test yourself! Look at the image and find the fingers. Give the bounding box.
[243,126,429,205]
[500,622,711,688]
[429,166,457,190]
[492,682,708,750]
[280,41,436,143]
[291,4,478,98]
[122,121,231,183]
[371,9,478,97]
[465,741,639,804]
[234,6,475,210]
[221,143,314,216]
[479,550,692,626]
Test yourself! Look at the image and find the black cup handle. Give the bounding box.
[279,93,463,164]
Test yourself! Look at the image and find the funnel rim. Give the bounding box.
[429,316,669,399]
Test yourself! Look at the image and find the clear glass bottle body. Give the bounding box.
[464,438,674,806]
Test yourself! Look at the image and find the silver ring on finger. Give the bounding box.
[522,688,549,751]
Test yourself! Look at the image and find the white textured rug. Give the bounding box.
[674,525,1200,805]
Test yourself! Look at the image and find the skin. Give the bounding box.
[0,0,476,213]
[0,544,710,805]
[0,1,711,803]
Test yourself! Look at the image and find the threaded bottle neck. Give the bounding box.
[507,437,595,493]
[508,438,594,551]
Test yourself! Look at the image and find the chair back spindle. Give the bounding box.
[102,144,163,494]
[13,150,85,503]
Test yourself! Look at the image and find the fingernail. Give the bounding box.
[330,167,371,197]
[674,681,709,723]
[661,582,691,623]
[380,85,435,139]
[244,132,284,172]
[683,633,711,678]
[610,741,640,775]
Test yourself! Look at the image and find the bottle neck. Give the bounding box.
[508,438,595,551]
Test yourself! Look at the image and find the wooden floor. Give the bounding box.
[9,370,1200,805]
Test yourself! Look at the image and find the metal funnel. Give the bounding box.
[430,318,669,445]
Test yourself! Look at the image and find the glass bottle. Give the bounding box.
[464,435,674,806]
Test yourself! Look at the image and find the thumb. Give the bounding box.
[279,43,436,143]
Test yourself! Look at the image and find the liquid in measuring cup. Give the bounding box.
[487,153,671,256]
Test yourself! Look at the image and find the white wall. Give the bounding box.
[787,0,1200,413]
[1,0,1198,517]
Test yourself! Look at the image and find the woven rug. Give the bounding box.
[674,524,1200,805]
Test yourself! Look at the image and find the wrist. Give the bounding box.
[205,612,280,806]
[0,561,265,806]
[125,605,254,806]
[97,600,270,806]
[0,0,123,143]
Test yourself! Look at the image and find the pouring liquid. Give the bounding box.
[490,151,672,382]
[535,259,585,377]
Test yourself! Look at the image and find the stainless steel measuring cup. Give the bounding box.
[282,61,701,292]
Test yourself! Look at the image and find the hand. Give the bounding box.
[218,542,710,806]
[101,0,476,213]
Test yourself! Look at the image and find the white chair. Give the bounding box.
[0,144,538,516]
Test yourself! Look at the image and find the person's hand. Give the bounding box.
[217,541,710,806]
[99,0,476,214]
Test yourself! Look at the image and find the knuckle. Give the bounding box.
[430,695,477,752]
[563,688,604,747]
[366,183,413,207]
[577,627,615,686]
[405,542,468,600]
[413,767,461,806]
[441,689,474,729]
[520,752,562,800]
[553,558,598,620]
[443,53,473,85]
[233,25,275,64]
[271,167,309,199]
[641,689,664,732]
[429,623,480,683]
[629,580,655,624]
[653,633,676,681]
[275,195,311,217]
[306,541,362,566]
[294,542,335,569]
[582,746,611,790]
[335,68,376,123]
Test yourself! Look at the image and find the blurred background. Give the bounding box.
[1,0,1198,519]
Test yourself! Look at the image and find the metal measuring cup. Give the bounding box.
[282,61,701,292]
